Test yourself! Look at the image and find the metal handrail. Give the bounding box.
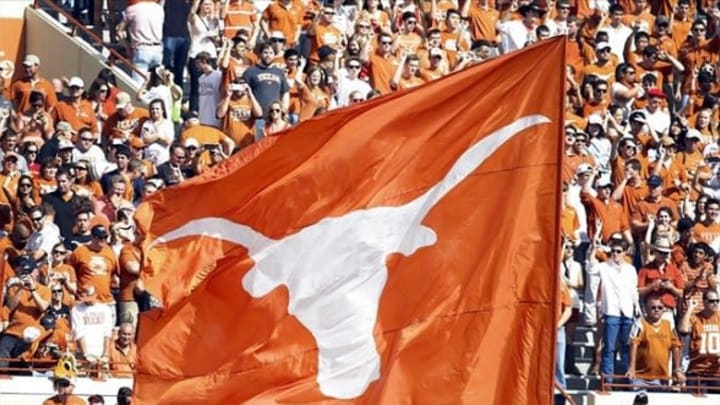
[0,357,136,379]
[598,373,720,396]
[31,0,148,81]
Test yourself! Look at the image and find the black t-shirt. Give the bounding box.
[41,304,71,330]
[42,191,83,239]
[163,0,191,38]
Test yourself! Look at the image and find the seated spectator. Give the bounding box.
[637,238,684,319]
[0,256,50,370]
[71,285,113,363]
[88,394,104,405]
[117,386,133,405]
[109,322,136,378]
[25,281,72,364]
[627,295,684,388]
[678,289,720,392]
[156,143,194,187]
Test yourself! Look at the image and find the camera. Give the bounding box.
[229,83,245,92]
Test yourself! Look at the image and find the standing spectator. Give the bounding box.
[591,238,639,382]
[497,3,543,54]
[51,77,97,137]
[462,0,498,44]
[42,168,85,239]
[68,225,118,320]
[44,242,78,303]
[242,42,290,140]
[109,322,137,377]
[361,32,399,95]
[102,92,149,148]
[0,256,49,369]
[137,65,176,120]
[162,0,193,89]
[223,0,259,41]
[139,99,174,167]
[261,0,303,48]
[117,231,141,327]
[26,205,61,261]
[73,127,109,179]
[117,387,133,405]
[195,51,224,128]
[71,285,113,363]
[336,58,372,107]
[626,295,684,387]
[637,238,684,319]
[678,289,720,391]
[10,54,58,113]
[188,0,222,112]
[556,279,573,389]
[216,79,262,150]
[263,101,291,136]
[156,143,194,187]
[561,240,584,375]
[18,91,54,146]
[65,209,93,251]
[117,0,165,83]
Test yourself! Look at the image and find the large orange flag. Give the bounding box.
[134,38,565,404]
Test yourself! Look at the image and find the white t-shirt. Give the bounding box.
[140,119,174,165]
[73,146,109,178]
[336,74,372,107]
[189,15,220,58]
[198,70,223,128]
[71,302,114,358]
[498,20,533,54]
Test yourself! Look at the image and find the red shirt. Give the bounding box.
[638,261,685,309]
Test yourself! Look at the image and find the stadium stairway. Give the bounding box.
[22,1,141,98]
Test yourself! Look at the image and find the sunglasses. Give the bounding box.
[595,88,608,93]
[186,146,198,151]
[99,88,108,93]
[270,108,282,113]
[19,183,32,187]
[26,150,38,154]
[52,289,63,293]
[694,27,706,32]
[381,41,393,45]
[358,24,371,28]
[599,48,611,53]
[406,20,417,24]
[648,305,664,310]
[174,155,186,160]
[351,98,364,102]
[706,299,720,304]
[348,64,361,69]
[558,6,571,9]
[53,250,67,255]
[611,249,624,254]
[5,158,18,163]
[31,103,43,108]
[31,216,43,221]
[80,137,93,141]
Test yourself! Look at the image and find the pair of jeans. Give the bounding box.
[133,45,163,84]
[162,36,191,88]
[556,326,567,388]
[601,314,633,383]
[0,334,30,369]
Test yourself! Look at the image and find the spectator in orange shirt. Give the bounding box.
[627,294,684,387]
[678,289,720,392]
[51,77,98,137]
[109,322,137,378]
[390,52,426,91]
[638,238,685,316]
[631,174,680,235]
[0,256,49,370]
[68,225,118,316]
[42,363,87,405]
[10,54,58,114]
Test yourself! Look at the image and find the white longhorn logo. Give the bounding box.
[153,115,550,399]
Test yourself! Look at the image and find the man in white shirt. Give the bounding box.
[71,286,114,361]
[336,57,372,107]
[591,239,638,382]
[72,127,109,178]
[497,3,544,54]
[26,206,61,262]
[601,5,632,63]
[643,88,671,136]
[195,51,223,129]
[118,0,165,83]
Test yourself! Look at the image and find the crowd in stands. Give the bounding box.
[0,0,719,401]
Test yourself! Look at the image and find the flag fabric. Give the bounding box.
[134,38,566,404]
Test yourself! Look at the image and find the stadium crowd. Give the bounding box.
[0,0,719,401]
